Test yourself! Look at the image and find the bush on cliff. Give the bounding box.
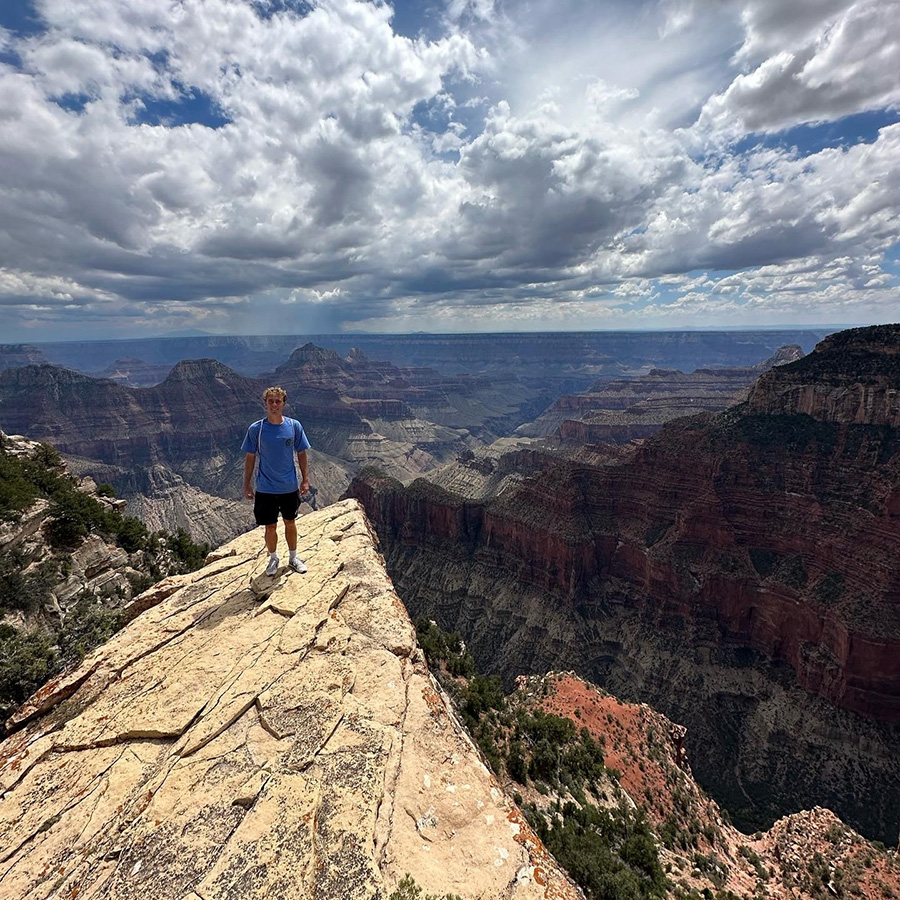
[0,552,60,615]
[57,596,128,666]
[0,438,212,720]
[0,625,57,720]
[416,617,664,900]
[526,801,665,900]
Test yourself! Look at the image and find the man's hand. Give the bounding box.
[300,479,310,496]
[244,485,254,500]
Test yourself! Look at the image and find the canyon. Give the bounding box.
[348,325,900,844]
[0,332,816,549]
[13,329,827,384]
[518,345,804,443]
[2,500,895,900]
[0,344,552,546]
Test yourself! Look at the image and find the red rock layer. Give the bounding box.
[352,405,900,724]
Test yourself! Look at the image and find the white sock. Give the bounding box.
[289,550,298,561]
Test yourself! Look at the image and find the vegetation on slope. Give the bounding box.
[0,436,211,720]
[416,618,666,900]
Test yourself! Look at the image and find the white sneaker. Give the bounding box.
[289,556,307,574]
[265,555,279,576]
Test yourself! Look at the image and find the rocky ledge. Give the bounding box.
[749,324,900,425]
[0,500,580,900]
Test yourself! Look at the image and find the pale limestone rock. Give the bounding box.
[69,533,130,579]
[0,499,581,900]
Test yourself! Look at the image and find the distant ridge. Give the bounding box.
[33,329,832,380]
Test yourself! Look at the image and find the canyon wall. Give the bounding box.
[348,326,900,842]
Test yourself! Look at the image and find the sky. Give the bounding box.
[0,0,898,341]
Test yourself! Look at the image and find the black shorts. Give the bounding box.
[253,490,301,526]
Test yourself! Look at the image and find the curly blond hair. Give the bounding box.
[262,386,287,402]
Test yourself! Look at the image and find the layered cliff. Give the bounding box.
[0,346,552,544]
[519,345,804,442]
[0,501,581,900]
[348,326,900,842]
[748,326,900,426]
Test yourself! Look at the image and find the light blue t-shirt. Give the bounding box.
[241,417,311,494]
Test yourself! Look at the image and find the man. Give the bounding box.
[242,386,311,576]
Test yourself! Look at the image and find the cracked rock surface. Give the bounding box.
[0,500,580,900]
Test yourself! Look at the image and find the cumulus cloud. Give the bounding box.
[699,0,900,135]
[0,0,896,339]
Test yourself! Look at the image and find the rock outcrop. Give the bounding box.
[0,432,143,624]
[0,347,552,543]
[0,501,581,900]
[519,345,805,442]
[93,357,174,386]
[529,673,900,900]
[348,326,900,842]
[0,344,50,371]
[123,465,256,547]
[748,326,900,426]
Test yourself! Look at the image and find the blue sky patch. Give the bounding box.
[54,92,93,114]
[388,0,446,40]
[250,0,313,22]
[733,108,900,158]
[0,0,45,38]
[126,85,231,129]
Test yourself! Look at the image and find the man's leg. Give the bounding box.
[254,493,281,575]
[285,519,306,573]
[265,523,278,553]
[280,492,306,573]
[284,518,297,551]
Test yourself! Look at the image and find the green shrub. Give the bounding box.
[775,555,808,589]
[462,674,505,721]
[46,488,113,549]
[166,527,210,572]
[525,802,665,900]
[0,625,57,719]
[114,515,150,553]
[0,452,38,519]
[0,552,59,614]
[388,873,463,900]
[816,573,844,606]
[57,596,128,667]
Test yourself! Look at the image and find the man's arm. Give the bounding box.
[243,452,256,499]
[297,450,309,495]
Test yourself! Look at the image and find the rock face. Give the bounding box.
[123,464,256,546]
[748,326,900,426]
[530,673,900,900]
[0,501,581,900]
[519,345,805,442]
[0,347,551,544]
[0,432,143,624]
[93,357,174,386]
[0,344,50,370]
[348,326,900,842]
